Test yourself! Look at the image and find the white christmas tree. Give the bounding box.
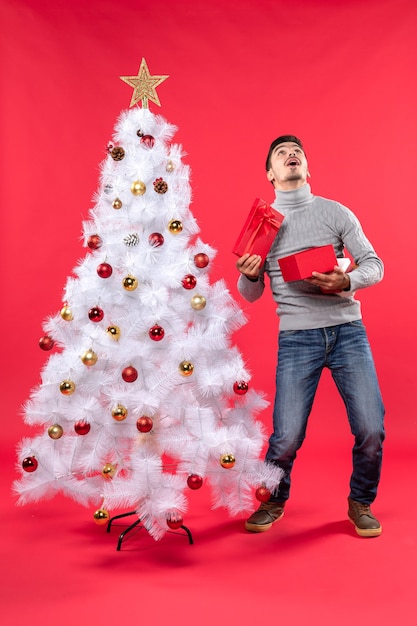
[14,59,282,541]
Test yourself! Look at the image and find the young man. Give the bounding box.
[236,136,385,537]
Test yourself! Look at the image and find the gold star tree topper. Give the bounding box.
[120,58,169,108]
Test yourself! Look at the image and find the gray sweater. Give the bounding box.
[237,184,383,331]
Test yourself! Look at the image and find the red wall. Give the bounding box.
[1,0,416,449]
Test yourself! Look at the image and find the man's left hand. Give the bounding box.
[305,265,350,291]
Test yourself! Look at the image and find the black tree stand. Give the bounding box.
[107,510,194,550]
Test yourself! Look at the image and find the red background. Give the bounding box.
[1,1,416,624]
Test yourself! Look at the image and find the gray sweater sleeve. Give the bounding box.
[237,273,265,302]
[337,203,384,292]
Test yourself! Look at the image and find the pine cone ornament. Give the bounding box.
[123,232,139,247]
[153,177,168,194]
[111,146,125,161]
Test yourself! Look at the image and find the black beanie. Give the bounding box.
[266,135,305,170]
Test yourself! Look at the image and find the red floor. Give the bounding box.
[2,437,416,626]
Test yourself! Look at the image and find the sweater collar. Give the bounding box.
[273,183,313,207]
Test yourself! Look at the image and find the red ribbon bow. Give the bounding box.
[243,203,283,254]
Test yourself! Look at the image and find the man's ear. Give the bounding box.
[267,169,275,182]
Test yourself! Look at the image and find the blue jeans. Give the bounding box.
[266,320,385,504]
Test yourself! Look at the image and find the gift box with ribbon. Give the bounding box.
[232,198,284,260]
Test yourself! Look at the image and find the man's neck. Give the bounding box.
[274,180,307,192]
[273,183,312,207]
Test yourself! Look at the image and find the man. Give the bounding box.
[237,135,385,537]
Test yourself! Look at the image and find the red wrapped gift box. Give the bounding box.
[233,198,284,260]
[278,244,337,282]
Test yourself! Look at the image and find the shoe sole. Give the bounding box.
[349,518,382,537]
[245,511,284,533]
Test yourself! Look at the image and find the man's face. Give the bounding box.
[266,142,308,190]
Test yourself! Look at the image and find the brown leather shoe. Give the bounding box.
[348,497,382,537]
[245,501,285,532]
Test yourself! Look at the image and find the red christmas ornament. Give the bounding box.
[194,253,209,268]
[233,381,249,395]
[255,486,272,503]
[149,325,165,341]
[22,456,38,472]
[136,416,153,433]
[88,306,104,322]
[97,262,113,278]
[187,474,203,490]
[182,274,197,290]
[140,134,155,148]
[122,365,138,383]
[87,234,102,250]
[166,515,183,530]
[39,335,55,351]
[74,420,91,435]
[148,232,164,247]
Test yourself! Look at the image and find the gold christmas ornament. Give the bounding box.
[48,424,64,439]
[101,463,117,480]
[220,453,236,469]
[81,349,98,366]
[93,509,110,525]
[191,294,206,310]
[179,361,194,377]
[120,57,169,108]
[112,198,123,209]
[111,404,128,421]
[130,180,146,196]
[107,325,121,340]
[168,219,183,234]
[60,305,73,321]
[59,380,76,395]
[122,275,138,291]
[166,160,175,173]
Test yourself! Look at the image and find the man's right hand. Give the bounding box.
[236,253,263,280]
